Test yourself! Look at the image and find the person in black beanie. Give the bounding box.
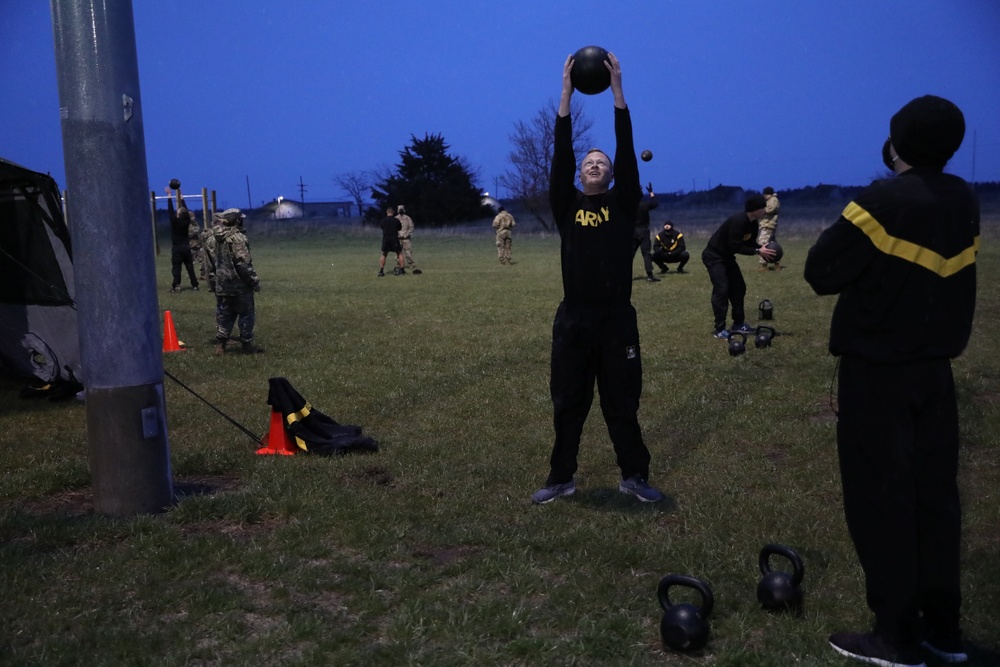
[806,95,978,667]
[701,195,777,338]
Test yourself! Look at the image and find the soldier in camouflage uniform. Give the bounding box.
[492,206,516,264]
[396,204,420,273]
[203,208,263,355]
[757,186,781,270]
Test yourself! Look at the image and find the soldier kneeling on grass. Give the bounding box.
[204,208,264,355]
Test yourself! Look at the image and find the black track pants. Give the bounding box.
[546,302,651,485]
[836,355,962,644]
[702,251,746,330]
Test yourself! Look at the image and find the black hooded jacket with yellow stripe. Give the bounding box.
[804,168,979,363]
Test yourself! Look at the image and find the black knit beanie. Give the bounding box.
[890,95,965,170]
[745,195,767,212]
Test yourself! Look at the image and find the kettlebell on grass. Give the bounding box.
[728,331,747,356]
[757,543,805,613]
[755,325,776,349]
[657,574,714,651]
[758,299,774,320]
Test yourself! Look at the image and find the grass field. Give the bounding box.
[2,218,999,666]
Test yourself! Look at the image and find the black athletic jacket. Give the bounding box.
[654,227,686,253]
[167,198,189,250]
[635,196,659,231]
[704,211,759,260]
[804,168,979,362]
[549,107,640,308]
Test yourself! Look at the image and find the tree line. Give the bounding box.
[333,100,591,230]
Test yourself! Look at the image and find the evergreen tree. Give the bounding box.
[371,134,489,225]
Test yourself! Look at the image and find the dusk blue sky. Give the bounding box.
[3,1,999,210]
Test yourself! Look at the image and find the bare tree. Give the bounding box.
[333,170,372,217]
[500,98,593,230]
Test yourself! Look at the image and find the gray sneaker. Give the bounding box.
[619,476,665,503]
[531,480,575,504]
[921,634,968,663]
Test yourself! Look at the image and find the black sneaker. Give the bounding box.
[191,285,199,291]
[676,268,687,274]
[645,275,661,282]
[170,286,179,293]
[658,267,669,274]
[377,270,384,277]
[829,632,925,667]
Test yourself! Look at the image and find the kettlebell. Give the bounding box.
[757,543,805,613]
[755,325,776,349]
[657,574,714,651]
[758,299,774,320]
[728,331,747,356]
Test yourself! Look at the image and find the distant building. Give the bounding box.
[257,198,356,219]
[305,200,356,217]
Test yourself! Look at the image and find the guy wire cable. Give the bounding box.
[162,370,262,444]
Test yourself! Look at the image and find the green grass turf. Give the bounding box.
[1,220,998,665]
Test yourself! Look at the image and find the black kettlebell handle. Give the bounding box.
[729,332,747,345]
[657,574,714,617]
[759,543,804,587]
[756,325,776,337]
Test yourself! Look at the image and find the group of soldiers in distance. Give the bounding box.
[631,184,781,285]
[166,185,262,355]
[166,178,779,357]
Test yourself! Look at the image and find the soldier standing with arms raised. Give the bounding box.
[531,52,664,505]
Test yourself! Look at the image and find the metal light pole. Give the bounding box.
[50,0,173,515]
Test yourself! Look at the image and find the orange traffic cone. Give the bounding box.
[256,408,297,456]
[162,310,186,352]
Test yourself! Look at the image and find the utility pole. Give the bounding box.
[51,0,173,516]
[297,176,307,216]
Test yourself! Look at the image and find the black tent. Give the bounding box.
[0,158,81,386]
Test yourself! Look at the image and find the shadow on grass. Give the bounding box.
[173,474,240,499]
[567,486,679,513]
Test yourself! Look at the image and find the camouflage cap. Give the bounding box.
[220,208,246,224]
